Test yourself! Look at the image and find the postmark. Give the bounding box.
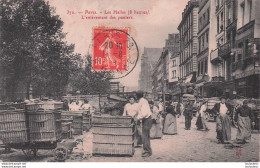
[91,28,139,79]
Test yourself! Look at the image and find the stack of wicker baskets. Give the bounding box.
[0,104,62,147]
[92,115,135,156]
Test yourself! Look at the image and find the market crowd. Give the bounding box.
[122,91,256,158]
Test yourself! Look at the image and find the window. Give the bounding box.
[198,63,200,75]
[217,16,219,33]
[202,36,205,48]
[241,2,245,26]
[201,61,204,75]
[220,12,224,32]
[207,9,210,22]
[173,60,176,67]
[249,0,252,21]
[245,39,249,57]
[172,70,176,78]
[206,32,208,43]
[205,58,208,74]
[199,38,201,53]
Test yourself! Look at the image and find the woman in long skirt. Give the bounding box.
[212,97,232,143]
[149,101,163,139]
[235,100,255,143]
[163,102,178,135]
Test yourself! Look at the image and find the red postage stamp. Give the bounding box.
[93,28,128,71]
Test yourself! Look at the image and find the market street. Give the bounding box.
[0,115,258,162]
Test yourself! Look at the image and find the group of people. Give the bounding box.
[122,92,185,157]
[195,96,256,144]
[123,92,256,157]
[63,99,93,112]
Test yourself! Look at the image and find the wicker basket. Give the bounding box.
[92,115,133,125]
[0,109,28,144]
[92,143,134,156]
[28,111,62,142]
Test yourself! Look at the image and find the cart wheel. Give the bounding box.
[22,147,37,160]
[54,147,68,162]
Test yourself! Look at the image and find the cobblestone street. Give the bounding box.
[0,115,258,162]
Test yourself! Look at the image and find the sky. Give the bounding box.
[48,0,189,90]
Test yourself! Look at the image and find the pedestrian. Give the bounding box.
[81,99,92,112]
[149,101,163,139]
[63,99,69,111]
[158,97,165,131]
[123,96,142,147]
[196,100,209,131]
[183,99,193,130]
[135,90,153,157]
[163,101,179,135]
[234,100,255,144]
[212,96,232,144]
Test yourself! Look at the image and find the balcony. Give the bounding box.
[219,41,231,59]
[210,48,222,63]
[212,76,225,82]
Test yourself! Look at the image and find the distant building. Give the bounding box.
[139,48,162,93]
[152,34,180,100]
[178,0,199,83]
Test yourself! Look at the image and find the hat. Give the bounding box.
[220,96,226,100]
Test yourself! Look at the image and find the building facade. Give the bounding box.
[178,0,199,84]
[139,48,162,93]
[195,0,219,98]
[152,34,180,100]
[230,0,260,98]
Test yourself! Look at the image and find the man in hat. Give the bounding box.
[234,99,255,143]
[135,90,153,157]
[183,99,193,130]
[212,96,232,143]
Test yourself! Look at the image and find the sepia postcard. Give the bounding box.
[0,0,259,167]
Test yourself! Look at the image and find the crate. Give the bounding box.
[92,115,133,125]
[28,111,62,142]
[92,143,134,156]
[92,124,134,135]
[93,133,134,144]
[0,109,28,144]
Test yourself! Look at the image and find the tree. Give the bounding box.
[69,55,111,95]
[0,0,81,100]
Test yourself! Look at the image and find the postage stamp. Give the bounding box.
[91,28,139,79]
